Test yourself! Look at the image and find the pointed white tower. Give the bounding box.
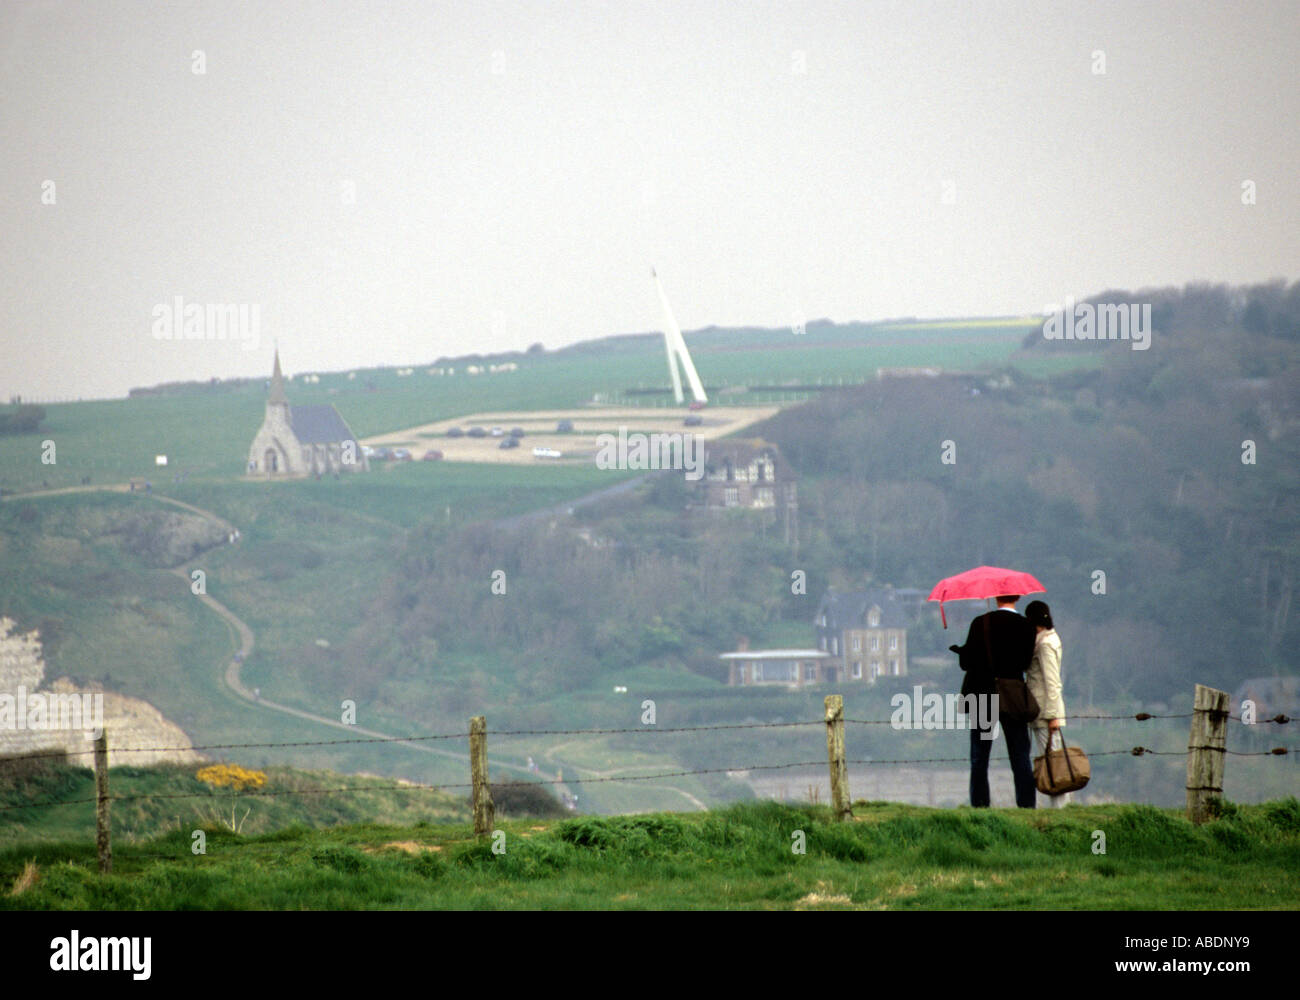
[652,267,708,407]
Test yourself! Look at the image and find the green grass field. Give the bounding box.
[3,798,1296,910]
[0,317,1049,494]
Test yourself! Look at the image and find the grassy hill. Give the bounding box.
[2,797,1297,909]
[0,317,1037,494]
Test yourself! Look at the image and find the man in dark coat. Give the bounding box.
[950,595,1038,808]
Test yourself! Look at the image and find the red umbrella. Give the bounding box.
[928,565,1046,627]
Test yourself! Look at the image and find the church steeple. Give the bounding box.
[268,348,288,407]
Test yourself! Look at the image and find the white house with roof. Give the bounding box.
[720,646,835,687]
[247,351,369,477]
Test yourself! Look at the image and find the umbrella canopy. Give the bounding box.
[928,565,1046,627]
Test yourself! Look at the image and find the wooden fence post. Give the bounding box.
[469,715,494,836]
[824,694,851,821]
[94,731,111,874]
[1186,684,1230,824]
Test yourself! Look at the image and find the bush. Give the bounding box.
[311,846,369,874]
[0,752,88,811]
[411,852,446,880]
[0,404,46,434]
[554,814,691,857]
[487,781,568,819]
[1262,797,1300,834]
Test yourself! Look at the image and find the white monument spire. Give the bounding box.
[651,266,707,406]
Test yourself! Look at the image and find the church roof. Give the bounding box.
[290,404,358,444]
[268,349,288,406]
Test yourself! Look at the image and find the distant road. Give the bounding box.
[495,470,659,532]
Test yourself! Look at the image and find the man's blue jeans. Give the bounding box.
[970,716,1037,808]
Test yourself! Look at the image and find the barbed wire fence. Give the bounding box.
[0,684,1292,872]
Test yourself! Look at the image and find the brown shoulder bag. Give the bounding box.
[1033,729,1091,795]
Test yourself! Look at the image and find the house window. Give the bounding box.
[737,665,746,684]
[852,636,861,652]
[870,662,880,679]
[724,487,739,506]
[852,661,862,679]
[756,661,796,683]
[804,664,817,682]
[869,608,880,627]
[890,659,899,675]
[871,636,880,652]
[819,636,827,651]
[889,635,898,651]
[831,637,838,654]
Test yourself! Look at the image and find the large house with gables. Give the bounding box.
[699,439,796,512]
[815,587,911,682]
[721,586,913,688]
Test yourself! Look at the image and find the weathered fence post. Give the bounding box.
[824,694,851,821]
[469,715,494,836]
[1186,684,1230,824]
[94,731,111,874]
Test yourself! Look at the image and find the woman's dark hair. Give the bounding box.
[1025,600,1053,629]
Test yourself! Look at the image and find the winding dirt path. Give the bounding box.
[6,481,707,811]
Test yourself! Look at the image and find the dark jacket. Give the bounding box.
[953,609,1036,696]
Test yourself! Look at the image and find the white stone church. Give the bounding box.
[246,352,369,477]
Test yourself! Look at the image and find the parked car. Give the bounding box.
[498,437,519,450]
[421,450,444,461]
[392,448,412,461]
[533,447,562,458]
[362,445,377,457]
[490,426,505,437]
[371,446,393,460]
[467,427,487,438]
[555,419,574,433]
[684,415,703,427]
[509,427,525,438]
[446,427,465,438]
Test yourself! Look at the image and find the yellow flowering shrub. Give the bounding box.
[197,764,268,791]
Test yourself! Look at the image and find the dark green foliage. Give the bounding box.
[410,852,446,879]
[554,814,691,856]
[1261,798,1300,834]
[1109,804,1201,855]
[0,404,46,435]
[0,755,89,814]
[489,781,568,819]
[311,845,370,874]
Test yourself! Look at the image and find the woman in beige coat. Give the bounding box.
[1025,600,1070,807]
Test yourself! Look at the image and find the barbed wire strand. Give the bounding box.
[7,710,1291,767]
[1,745,1290,815]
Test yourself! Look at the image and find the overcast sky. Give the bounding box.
[2,0,1296,401]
